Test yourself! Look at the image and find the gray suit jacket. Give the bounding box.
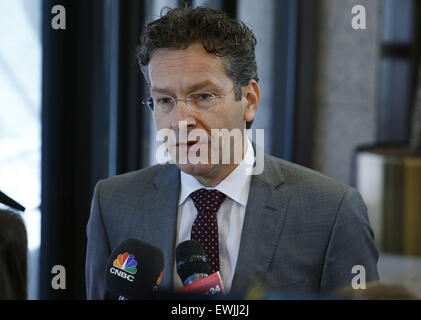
[85,152,379,299]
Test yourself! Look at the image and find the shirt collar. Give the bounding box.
[179,138,253,207]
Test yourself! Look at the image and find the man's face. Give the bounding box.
[148,43,259,185]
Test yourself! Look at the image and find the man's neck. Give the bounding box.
[191,137,249,188]
[193,163,239,188]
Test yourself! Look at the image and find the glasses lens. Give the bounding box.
[191,92,217,110]
[155,97,176,113]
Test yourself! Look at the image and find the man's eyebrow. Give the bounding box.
[186,80,220,92]
[151,87,173,95]
[151,80,220,95]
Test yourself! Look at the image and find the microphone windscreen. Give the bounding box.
[105,238,164,299]
[175,240,211,283]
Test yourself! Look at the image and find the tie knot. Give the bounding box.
[190,188,227,214]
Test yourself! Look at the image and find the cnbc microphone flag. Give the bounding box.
[105,239,164,299]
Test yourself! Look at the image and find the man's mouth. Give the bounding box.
[176,140,199,147]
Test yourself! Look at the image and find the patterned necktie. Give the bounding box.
[190,188,227,273]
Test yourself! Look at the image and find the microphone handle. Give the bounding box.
[184,273,209,286]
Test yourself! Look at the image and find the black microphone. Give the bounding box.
[0,190,25,212]
[175,240,224,295]
[105,238,164,300]
[176,239,211,286]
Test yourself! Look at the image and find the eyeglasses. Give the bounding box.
[142,87,236,114]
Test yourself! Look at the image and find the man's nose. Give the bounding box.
[172,100,196,130]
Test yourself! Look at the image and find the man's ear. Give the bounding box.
[243,79,260,123]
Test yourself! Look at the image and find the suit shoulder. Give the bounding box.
[266,153,352,196]
[264,154,364,228]
[96,164,174,193]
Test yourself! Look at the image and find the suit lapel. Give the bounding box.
[231,154,289,291]
[142,164,180,290]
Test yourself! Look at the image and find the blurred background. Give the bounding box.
[0,0,420,299]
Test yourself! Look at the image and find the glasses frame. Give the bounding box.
[141,87,236,113]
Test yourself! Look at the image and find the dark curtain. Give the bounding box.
[40,0,148,299]
[271,0,299,161]
[293,0,319,167]
[115,0,150,174]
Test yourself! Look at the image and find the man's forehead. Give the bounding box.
[148,45,229,91]
[149,45,224,70]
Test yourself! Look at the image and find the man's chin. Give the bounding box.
[175,162,215,177]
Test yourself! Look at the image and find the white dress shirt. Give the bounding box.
[173,138,254,293]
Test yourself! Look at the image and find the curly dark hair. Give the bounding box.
[137,6,259,128]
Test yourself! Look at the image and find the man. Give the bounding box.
[0,191,27,299]
[85,6,379,299]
